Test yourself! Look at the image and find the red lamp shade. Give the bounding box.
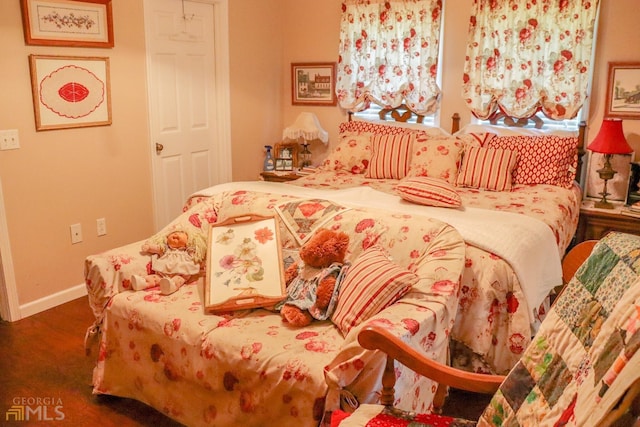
[588,118,633,155]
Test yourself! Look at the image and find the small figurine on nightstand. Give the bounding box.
[264,145,275,171]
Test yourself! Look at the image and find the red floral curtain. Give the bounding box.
[462,0,600,121]
[336,0,443,115]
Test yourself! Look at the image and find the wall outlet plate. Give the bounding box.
[0,129,20,150]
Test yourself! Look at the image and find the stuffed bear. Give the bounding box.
[279,228,350,327]
[130,228,205,295]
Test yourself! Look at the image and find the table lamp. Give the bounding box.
[283,112,328,167]
[587,118,633,209]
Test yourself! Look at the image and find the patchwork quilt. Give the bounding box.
[479,232,640,426]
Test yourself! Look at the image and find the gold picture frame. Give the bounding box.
[205,215,286,313]
[274,141,299,170]
[29,54,112,131]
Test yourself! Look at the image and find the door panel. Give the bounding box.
[145,0,222,229]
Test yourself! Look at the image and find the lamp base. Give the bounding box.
[594,199,615,209]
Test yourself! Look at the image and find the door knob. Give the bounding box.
[155,143,164,154]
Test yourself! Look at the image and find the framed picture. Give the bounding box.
[274,141,298,168]
[205,215,286,313]
[20,0,114,48]
[605,62,640,119]
[291,62,337,106]
[29,54,112,131]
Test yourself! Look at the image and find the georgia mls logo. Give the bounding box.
[5,397,65,422]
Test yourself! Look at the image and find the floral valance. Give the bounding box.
[462,0,600,121]
[335,0,443,115]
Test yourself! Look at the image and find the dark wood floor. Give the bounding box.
[0,296,182,426]
[0,297,489,426]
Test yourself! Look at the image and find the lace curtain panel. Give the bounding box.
[462,0,600,121]
[335,0,443,115]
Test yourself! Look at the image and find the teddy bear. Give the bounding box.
[278,228,350,327]
[130,228,206,295]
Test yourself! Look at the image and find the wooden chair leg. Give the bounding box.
[380,356,396,407]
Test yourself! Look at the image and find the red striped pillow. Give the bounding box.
[396,176,462,208]
[332,246,418,336]
[456,146,517,191]
[365,133,414,179]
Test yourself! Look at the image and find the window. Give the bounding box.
[336,0,443,117]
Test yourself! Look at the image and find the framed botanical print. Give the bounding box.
[205,215,286,313]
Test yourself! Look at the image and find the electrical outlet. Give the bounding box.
[96,218,107,236]
[0,129,20,150]
[70,223,82,244]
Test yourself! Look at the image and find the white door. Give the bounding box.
[144,0,231,229]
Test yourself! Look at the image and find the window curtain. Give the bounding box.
[462,0,600,121]
[335,0,443,115]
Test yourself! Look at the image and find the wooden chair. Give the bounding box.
[331,232,640,427]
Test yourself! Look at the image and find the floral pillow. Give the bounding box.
[456,146,518,191]
[332,245,418,336]
[321,132,372,174]
[406,135,463,184]
[396,176,462,208]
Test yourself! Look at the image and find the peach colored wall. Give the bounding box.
[275,0,640,162]
[1,0,638,315]
[0,1,154,308]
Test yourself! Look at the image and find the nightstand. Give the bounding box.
[259,171,301,182]
[575,200,640,244]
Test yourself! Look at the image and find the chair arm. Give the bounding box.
[358,325,505,395]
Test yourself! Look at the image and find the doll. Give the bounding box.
[131,229,204,295]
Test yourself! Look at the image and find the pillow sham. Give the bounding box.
[396,176,462,208]
[407,135,463,184]
[332,245,418,336]
[456,146,518,191]
[488,135,578,188]
[321,132,372,174]
[365,133,414,179]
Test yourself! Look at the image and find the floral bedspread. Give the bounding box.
[85,191,465,427]
[276,171,582,374]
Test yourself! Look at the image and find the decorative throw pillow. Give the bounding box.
[456,146,518,191]
[456,132,498,148]
[488,135,578,188]
[396,176,462,208]
[321,132,372,174]
[365,133,415,179]
[332,246,418,336]
[406,135,463,183]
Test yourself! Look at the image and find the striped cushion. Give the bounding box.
[365,133,414,179]
[396,176,462,208]
[332,246,418,336]
[456,146,517,191]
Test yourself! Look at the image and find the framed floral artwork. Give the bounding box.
[205,215,286,313]
[291,62,337,106]
[605,62,640,120]
[20,0,114,48]
[29,54,112,131]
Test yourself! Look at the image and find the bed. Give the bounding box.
[84,112,585,426]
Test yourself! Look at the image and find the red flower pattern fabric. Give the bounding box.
[336,0,443,114]
[462,0,600,120]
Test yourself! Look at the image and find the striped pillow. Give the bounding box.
[396,176,462,208]
[332,246,418,336]
[456,146,517,191]
[365,133,415,179]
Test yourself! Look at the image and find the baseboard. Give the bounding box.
[19,283,87,319]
